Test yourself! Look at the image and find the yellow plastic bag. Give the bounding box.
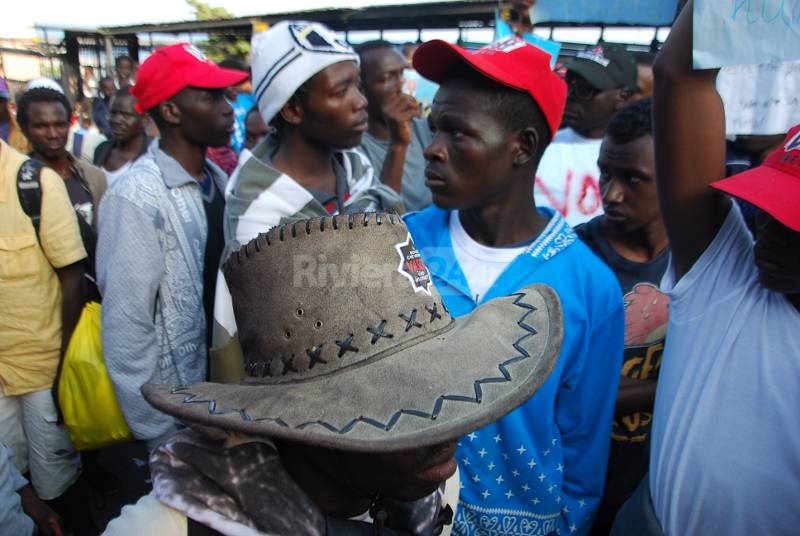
[58,301,132,450]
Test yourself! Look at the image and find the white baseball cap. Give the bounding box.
[26,77,64,94]
[251,21,359,123]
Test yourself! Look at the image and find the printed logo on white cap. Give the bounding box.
[182,44,210,63]
[288,22,352,55]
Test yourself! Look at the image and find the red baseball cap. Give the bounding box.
[131,43,249,113]
[710,124,800,232]
[412,37,567,140]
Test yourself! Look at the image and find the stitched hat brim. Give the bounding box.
[142,284,563,453]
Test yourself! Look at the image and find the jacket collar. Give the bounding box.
[418,207,577,303]
[150,139,227,191]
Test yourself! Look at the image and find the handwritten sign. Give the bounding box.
[694,0,800,68]
[534,142,604,226]
[534,0,678,25]
[717,60,800,134]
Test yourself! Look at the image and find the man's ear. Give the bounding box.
[613,87,634,112]
[280,97,304,126]
[513,126,541,167]
[158,100,181,127]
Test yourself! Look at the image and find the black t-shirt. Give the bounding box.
[576,216,670,522]
[63,170,101,302]
[200,171,225,352]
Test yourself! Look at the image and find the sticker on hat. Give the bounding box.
[395,233,432,296]
[289,22,353,55]
[479,37,527,55]
[577,46,611,67]
[785,130,800,152]
[182,44,210,63]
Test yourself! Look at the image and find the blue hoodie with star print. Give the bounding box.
[405,207,623,536]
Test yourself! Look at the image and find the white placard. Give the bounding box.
[717,60,800,135]
[694,0,800,69]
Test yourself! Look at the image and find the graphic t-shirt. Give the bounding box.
[535,127,603,227]
[650,204,800,535]
[575,216,669,520]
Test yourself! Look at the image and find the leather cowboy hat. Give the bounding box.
[143,212,563,452]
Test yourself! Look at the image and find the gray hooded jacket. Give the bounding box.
[97,141,226,440]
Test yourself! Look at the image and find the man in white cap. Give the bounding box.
[210,21,402,380]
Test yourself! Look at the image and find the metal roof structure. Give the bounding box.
[88,1,500,36]
[38,0,669,39]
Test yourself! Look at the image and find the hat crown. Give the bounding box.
[224,213,453,384]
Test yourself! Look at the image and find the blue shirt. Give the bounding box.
[405,207,624,536]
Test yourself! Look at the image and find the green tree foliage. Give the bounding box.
[186,0,250,63]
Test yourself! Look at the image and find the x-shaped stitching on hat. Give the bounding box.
[281,354,298,375]
[306,344,327,369]
[399,309,422,332]
[424,303,442,323]
[367,320,394,344]
[335,334,359,358]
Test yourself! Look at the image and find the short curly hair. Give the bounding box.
[16,87,72,131]
[606,97,652,145]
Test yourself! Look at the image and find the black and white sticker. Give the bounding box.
[395,233,432,296]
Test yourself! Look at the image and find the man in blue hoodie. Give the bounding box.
[405,38,624,535]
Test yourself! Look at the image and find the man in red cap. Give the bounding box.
[612,2,800,534]
[96,44,247,446]
[405,37,624,535]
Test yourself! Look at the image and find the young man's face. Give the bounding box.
[116,59,133,84]
[597,133,659,232]
[100,79,116,99]
[423,83,518,210]
[24,100,69,160]
[563,71,620,136]
[296,61,368,150]
[754,212,800,297]
[172,87,234,148]
[109,93,143,143]
[360,47,407,119]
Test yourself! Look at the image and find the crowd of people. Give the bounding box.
[1,0,798,534]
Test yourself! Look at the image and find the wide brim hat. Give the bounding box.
[143,213,563,452]
[710,124,800,232]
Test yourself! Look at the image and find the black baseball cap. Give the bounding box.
[565,44,637,92]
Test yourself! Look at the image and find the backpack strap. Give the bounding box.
[16,158,45,245]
